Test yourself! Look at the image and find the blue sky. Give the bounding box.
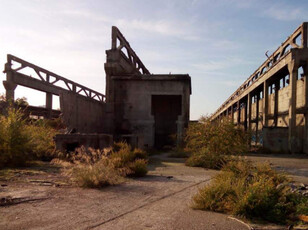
[0,0,307,119]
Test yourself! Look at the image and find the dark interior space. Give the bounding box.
[151,95,182,149]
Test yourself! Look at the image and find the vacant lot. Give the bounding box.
[1,153,308,230]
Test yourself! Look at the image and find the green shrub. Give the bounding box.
[26,120,58,160]
[185,148,232,169]
[192,160,307,224]
[128,159,148,177]
[0,107,31,167]
[185,116,249,155]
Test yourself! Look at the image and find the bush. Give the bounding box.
[73,160,123,188]
[128,159,148,177]
[26,120,58,160]
[185,116,249,155]
[68,143,148,188]
[185,149,232,169]
[192,160,308,224]
[0,105,60,167]
[0,107,31,167]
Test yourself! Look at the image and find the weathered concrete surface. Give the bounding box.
[211,22,308,154]
[0,156,247,230]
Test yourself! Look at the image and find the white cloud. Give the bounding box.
[264,5,305,21]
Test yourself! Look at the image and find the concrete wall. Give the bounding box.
[60,91,110,133]
[263,127,288,152]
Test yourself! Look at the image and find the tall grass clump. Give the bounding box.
[185,116,249,169]
[192,160,308,224]
[68,143,148,188]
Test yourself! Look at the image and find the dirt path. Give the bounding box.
[0,155,248,230]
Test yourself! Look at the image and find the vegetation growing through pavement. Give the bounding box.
[186,116,308,225]
[192,160,308,224]
[56,142,148,188]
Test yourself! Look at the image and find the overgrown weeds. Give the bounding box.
[185,116,249,155]
[58,143,148,188]
[192,160,308,224]
[185,116,249,169]
[0,107,31,167]
[0,105,60,167]
[185,148,234,169]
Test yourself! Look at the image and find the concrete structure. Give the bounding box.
[3,26,191,150]
[105,27,191,148]
[211,22,308,154]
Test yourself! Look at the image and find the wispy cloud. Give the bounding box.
[263,5,305,21]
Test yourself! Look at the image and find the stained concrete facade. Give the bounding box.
[3,26,191,150]
[211,22,308,154]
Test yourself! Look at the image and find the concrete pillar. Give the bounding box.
[46,92,53,118]
[274,81,280,126]
[288,61,298,153]
[237,101,240,126]
[3,70,17,102]
[256,93,260,144]
[263,81,269,127]
[304,62,308,153]
[247,93,252,131]
[231,105,234,123]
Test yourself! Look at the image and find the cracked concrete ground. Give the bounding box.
[0,155,248,230]
[2,153,308,230]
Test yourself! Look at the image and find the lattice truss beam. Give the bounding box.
[4,55,105,102]
[111,26,150,75]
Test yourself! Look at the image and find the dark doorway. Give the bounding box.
[151,95,182,149]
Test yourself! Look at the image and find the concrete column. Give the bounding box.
[46,92,53,118]
[304,62,308,153]
[288,61,298,153]
[231,105,234,123]
[247,93,252,131]
[3,71,17,102]
[237,101,240,126]
[256,93,260,144]
[274,81,280,126]
[263,81,269,127]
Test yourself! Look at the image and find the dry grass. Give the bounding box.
[54,143,148,188]
[192,160,308,224]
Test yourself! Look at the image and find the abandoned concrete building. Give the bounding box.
[211,22,308,154]
[2,26,191,150]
